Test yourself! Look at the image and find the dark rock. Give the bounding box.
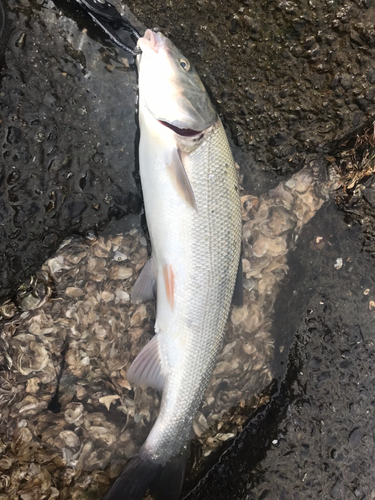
[340,73,352,91]
[330,448,338,459]
[366,68,375,83]
[107,205,127,220]
[350,29,363,46]
[42,232,58,247]
[258,490,269,500]
[269,131,288,147]
[6,126,23,145]
[349,325,364,345]
[246,91,257,102]
[356,97,368,112]
[340,359,351,369]
[330,478,343,499]
[309,356,322,369]
[348,428,362,448]
[230,18,239,35]
[316,371,331,388]
[364,88,375,101]
[304,36,316,50]
[300,444,309,456]
[364,188,375,207]
[63,201,88,219]
[352,112,363,127]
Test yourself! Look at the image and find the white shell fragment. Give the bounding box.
[334,257,343,269]
[99,395,121,411]
[0,162,338,499]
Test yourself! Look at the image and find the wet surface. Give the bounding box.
[0,0,374,499]
[126,0,375,174]
[0,0,142,301]
[185,202,375,499]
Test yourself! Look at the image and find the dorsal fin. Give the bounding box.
[127,334,165,392]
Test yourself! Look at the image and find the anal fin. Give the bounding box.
[127,334,165,392]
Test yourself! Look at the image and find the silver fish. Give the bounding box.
[103,29,242,500]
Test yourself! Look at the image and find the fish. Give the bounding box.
[103,29,242,500]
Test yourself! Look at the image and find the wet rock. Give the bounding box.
[230,17,239,35]
[350,29,363,46]
[42,233,58,247]
[330,478,344,499]
[363,187,375,207]
[348,427,362,448]
[366,68,375,83]
[364,88,375,101]
[269,131,288,147]
[340,73,352,91]
[6,126,23,145]
[316,371,331,388]
[63,201,88,219]
[309,356,322,369]
[349,325,363,345]
[356,97,368,112]
[1,0,374,498]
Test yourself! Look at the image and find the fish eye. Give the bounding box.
[179,58,190,71]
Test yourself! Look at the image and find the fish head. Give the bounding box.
[136,29,217,134]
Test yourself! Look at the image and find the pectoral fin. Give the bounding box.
[166,149,197,210]
[131,258,156,304]
[127,334,165,392]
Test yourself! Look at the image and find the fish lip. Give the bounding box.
[139,29,164,53]
[158,120,204,137]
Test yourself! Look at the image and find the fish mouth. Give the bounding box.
[140,29,164,53]
[158,120,203,137]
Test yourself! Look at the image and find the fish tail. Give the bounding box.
[102,452,162,500]
[150,445,189,500]
[102,447,189,500]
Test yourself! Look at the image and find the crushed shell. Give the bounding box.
[0,163,339,499]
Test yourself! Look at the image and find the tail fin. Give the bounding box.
[102,447,189,500]
[102,453,161,500]
[150,446,189,500]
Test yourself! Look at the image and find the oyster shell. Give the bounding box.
[0,162,338,498]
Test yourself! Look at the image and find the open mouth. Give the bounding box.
[142,29,163,53]
[159,120,202,137]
